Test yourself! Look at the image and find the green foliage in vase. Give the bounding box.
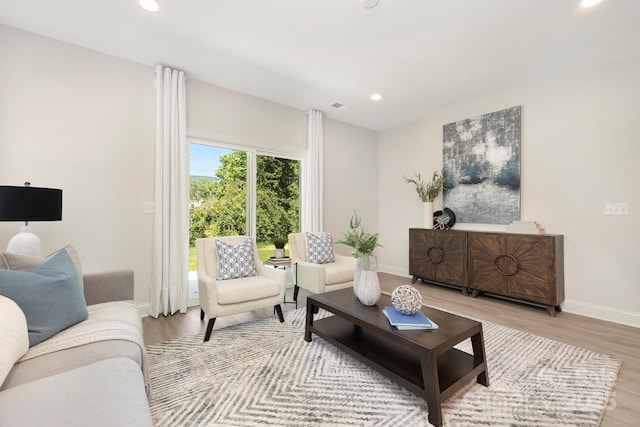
[403,170,446,202]
[336,211,382,270]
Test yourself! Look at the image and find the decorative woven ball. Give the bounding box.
[391,285,423,315]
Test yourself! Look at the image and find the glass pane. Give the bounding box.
[189,144,248,301]
[190,144,247,243]
[256,154,300,261]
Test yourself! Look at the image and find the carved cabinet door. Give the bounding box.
[409,229,468,285]
[409,229,436,280]
[468,232,508,295]
[435,230,468,285]
[469,233,560,305]
[505,235,556,304]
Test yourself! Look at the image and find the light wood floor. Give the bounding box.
[143,273,640,426]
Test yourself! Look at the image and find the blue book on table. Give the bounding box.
[382,306,439,330]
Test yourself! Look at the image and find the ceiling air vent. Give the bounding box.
[331,102,344,109]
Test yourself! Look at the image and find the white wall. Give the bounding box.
[0,24,378,308]
[324,118,379,255]
[187,78,307,154]
[0,25,156,304]
[378,53,640,327]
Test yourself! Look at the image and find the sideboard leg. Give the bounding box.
[545,305,557,317]
[411,275,418,284]
[470,289,479,298]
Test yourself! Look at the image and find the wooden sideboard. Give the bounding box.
[409,229,564,316]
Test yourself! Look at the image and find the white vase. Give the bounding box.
[353,257,381,306]
[275,248,285,258]
[423,201,434,229]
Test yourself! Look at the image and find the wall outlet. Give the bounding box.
[143,202,156,214]
[604,202,629,216]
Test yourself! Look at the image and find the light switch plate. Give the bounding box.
[143,202,156,214]
[604,202,629,216]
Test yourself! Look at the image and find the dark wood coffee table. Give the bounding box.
[304,288,489,426]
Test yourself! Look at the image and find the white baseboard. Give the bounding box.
[137,302,151,317]
[136,300,200,318]
[379,264,411,278]
[562,299,640,329]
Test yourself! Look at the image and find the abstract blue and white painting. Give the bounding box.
[443,106,521,224]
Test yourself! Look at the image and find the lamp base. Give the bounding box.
[7,225,43,257]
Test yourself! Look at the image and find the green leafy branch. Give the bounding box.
[403,170,446,202]
[336,211,382,269]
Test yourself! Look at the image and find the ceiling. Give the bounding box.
[1,0,640,131]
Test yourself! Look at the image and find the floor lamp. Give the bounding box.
[0,183,63,257]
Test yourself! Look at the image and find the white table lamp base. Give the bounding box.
[7,225,43,257]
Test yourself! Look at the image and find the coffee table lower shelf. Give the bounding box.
[310,315,483,401]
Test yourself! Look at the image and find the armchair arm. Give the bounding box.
[196,268,218,317]
[83,270,134,305]
[256,262,288,285]
[334,253,357,266]
[293,260,327,294]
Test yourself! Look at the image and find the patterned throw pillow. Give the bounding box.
[215,238,258,280]
[305,232,335,264]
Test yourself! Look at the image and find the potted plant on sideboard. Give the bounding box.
[404,170,446,229]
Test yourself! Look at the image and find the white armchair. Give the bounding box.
[196,236,287,342]
[288,232,356,302]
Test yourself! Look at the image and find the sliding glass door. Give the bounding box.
[188,141,301,302]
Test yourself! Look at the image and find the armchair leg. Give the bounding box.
[293,285,300,302]
[274,304,285,323]
[200,308,205,320]
[204,318,216,342]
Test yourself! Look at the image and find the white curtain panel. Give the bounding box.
[303,109,324,232]
[150,65,189,317]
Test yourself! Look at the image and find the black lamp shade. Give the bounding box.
[0,186,63,222]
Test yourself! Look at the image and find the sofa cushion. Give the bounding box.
[305,232,335,264]
[0,249,88,346]
[0,357,153,427]
[1,339,143,391]
[215,238,257,280]
[0,296,29,387]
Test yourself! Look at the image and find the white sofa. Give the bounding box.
[0,251,152,427]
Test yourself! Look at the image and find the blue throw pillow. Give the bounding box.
[0,249,88,346]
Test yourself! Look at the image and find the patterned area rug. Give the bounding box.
[146,308,620,426]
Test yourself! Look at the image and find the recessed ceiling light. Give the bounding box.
[139,0,159,12]
[370,93,382,101]
[361,0,380,9]
[580,0,603,8]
